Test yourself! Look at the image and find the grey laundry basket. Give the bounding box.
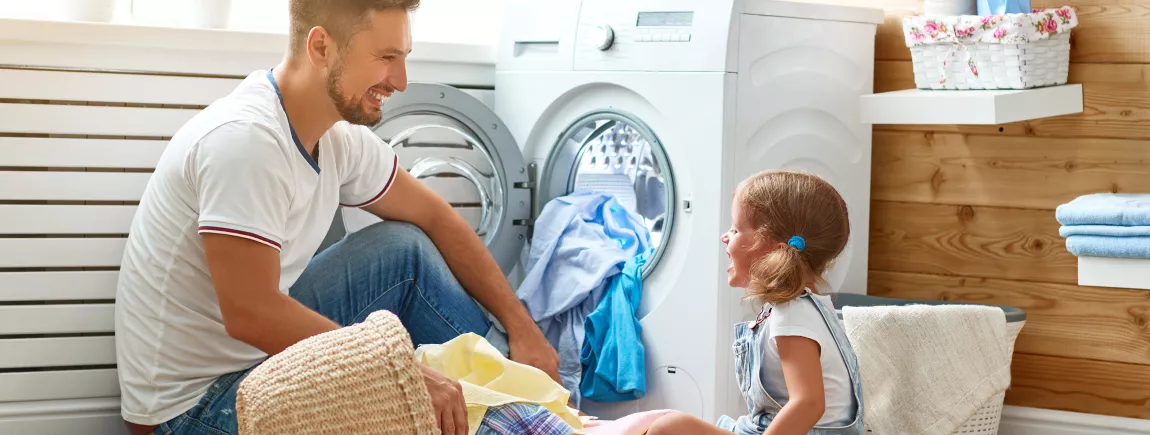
[829,293,1026,323]
[828,293,1027,435]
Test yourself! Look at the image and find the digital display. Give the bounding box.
[636,11,694,27]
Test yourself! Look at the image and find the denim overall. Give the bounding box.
[716,290,866,435]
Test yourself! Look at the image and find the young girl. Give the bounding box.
[645,170,864,435]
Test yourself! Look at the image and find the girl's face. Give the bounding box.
[721,202,768,288]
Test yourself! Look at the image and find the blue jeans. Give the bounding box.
[155,221,493,435]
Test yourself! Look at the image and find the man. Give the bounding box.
[113,1,559,434]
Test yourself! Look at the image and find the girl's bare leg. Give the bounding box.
[645,411,733,435]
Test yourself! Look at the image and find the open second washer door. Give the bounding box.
[340,82,531,276]
[538,111,676,279]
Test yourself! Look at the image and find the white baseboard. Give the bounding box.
[1000,405,1150,435]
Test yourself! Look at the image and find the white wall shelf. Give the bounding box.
[860,84,1083,125]
[0,18,496,87]
[1078,256,1150,291]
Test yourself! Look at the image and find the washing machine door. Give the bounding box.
[340,82,531,276]
[537,110,676,278]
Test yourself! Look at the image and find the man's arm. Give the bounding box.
[191,121,341,355]
[361,168,561,382]
[202,233,339,355]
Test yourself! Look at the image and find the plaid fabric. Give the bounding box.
[475,403,575,435]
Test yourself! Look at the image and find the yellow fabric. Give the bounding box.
[414,333,584,435]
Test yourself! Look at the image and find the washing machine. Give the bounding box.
[341,0,883,424]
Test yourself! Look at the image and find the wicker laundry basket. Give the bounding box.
[830,294,1027,435]
[902,6,1078,90]
[235,310,439,435]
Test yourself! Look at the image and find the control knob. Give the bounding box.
[590,24,615,51]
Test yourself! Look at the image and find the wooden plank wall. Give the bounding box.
[807,0,1150,420]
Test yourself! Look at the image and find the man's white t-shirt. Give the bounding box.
[758,294,856,426]
[114,70,400,425]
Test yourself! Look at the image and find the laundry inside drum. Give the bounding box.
[564,115,674,261]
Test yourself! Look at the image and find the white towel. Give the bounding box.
[842,304,1011,435]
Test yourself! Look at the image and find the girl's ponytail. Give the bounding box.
[735,170,850,306]
[746,237,815,305]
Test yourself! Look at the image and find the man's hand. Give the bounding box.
[508,328,561,384]
[421,364,468,435]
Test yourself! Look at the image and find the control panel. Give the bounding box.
[574,0,735,72]
[634,11,694,43]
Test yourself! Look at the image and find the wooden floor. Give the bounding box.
[801,0,1150,419]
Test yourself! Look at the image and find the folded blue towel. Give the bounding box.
[1056,194,1150,226]
[1065,235,1150,259]
[1060,225,1150,238]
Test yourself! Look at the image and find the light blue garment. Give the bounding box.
[1056,194,1150,226]
[1065,235,1150,259]
[580,249,651,402]
[1059,225,1150,238]
[716,290,865,435]
[518,191,653,401]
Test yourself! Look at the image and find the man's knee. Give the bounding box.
[351,221,434,251]
[358,220,424,240]
[349,220,454,276]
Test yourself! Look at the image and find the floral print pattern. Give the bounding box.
[902,6,1077,47]
[903,6,1076,87]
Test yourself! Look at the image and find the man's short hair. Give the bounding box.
[289,0,420,54]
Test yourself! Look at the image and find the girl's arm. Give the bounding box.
[765,336,826,435]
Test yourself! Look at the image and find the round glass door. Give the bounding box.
[376,113,503,243]
[540,111,675,277]
[369,83,530,276]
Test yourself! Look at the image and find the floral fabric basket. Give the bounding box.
[903,6,1078,90]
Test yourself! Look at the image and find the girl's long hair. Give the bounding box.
[737,170,850,305]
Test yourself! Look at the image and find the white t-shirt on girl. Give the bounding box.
[758,293,855,426]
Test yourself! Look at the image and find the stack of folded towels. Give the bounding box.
[1055,193,1150,259]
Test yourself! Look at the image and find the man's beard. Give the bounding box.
[325,59,383,127]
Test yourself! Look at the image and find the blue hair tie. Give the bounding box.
[787,235,806,252]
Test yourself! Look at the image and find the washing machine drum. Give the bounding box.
[348,83,676,277]
[539,112,676,277]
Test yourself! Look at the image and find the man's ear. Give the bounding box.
[305,26,335,69]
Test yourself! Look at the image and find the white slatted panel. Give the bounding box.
[0,172,150,201]
[0,206,137,235]
[0,138,166,169]
[0,38,280,78]
[0,271,119,301]
[0,68,241,106]
[0,337,117,369]
[0,104,197,136]
[0,412,127,435]
[0,370,119,402]
[0,306,114,335]
[0,397,122,418]
[0,398,125,435]
[0,239,126,268]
